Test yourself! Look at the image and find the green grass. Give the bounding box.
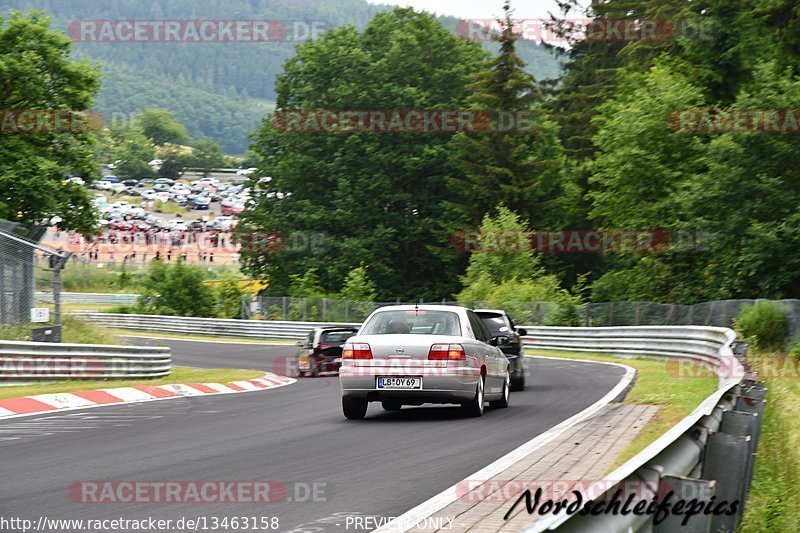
[0,315,120,345]
[739,353,800,532]
[526,349,718,470]
[154,200,187,216]
[0,366,264,400]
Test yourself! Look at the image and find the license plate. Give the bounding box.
[377,377,422,389]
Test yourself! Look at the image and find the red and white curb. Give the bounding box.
[0,372,296,420]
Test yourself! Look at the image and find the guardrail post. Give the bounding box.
[282,296,288,320]
[634,302,641,326]
[735,396,765,417]
[654,474,715,533]
[701,432,751,532]
[720,410,760,497]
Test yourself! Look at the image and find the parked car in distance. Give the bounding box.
[66,177,85,186]
[193,196,211,210]
[297,327,359,377]
[339,305,511,419]
[475,309,528,391]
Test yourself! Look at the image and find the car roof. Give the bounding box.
[372,304,467,312]
[474,309,508,316]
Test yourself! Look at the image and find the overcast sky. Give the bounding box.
[365,0,586,21]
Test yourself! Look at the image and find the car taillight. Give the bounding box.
[428,343,465,360]
[342,343,372,359]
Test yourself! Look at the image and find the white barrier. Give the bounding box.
[0,340,171,379]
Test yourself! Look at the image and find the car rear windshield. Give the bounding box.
[319,330,356,344]
[360,310,461,336]
[476,313,510,336]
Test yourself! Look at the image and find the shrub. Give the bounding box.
[789,340,800,361]
[735,301,788,352]
[136,259,216,317]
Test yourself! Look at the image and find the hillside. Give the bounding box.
[3,0,562,153]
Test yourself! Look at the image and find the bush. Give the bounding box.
[136,259,216,317]
[789,340,800,361]
[735,301,788,352]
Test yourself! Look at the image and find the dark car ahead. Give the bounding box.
[296,326,358,377]
[475,309,527,391]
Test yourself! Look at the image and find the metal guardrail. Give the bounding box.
[520,325,760,533]
[0,340,171,380]
[36,292,139,305]
[73,314,761,530]
[78,313,359,339]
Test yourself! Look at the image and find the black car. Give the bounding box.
[122,179,139,187]
[296,326,359,376]
[475,309,527,391]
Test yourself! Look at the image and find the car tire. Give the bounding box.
[308,358,319,377]
[381,401,402,411]
[461,379,484,418]
[342,397,368,420]
[511,374,525,392]
[490,373,511,409]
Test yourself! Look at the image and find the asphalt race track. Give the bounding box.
[0,338,625,533]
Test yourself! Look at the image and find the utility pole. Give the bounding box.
[49,251,71,343]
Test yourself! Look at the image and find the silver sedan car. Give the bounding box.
[339,305,511,419]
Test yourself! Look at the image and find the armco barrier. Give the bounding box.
[0,340,171,380]
[78,313,359,340]
[36,292,139,305]
[520,326,759,533]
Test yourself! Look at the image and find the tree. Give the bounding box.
[216,272,244,318]
[0,11,101,233]
[339,264,378,302]
[107,122,156,180]
[136,260,216,317]
[134,108,190,146]
[455,205,574,322]
[189,139,228,177]
[446,1,568,230]
[240,8,486,300]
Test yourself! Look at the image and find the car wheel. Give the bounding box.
[511,374,525,392]
[308,358,319,377]
[490,373,511,409]
[461,378,484,418]
[342,397,368,420]
[381,401,402,411]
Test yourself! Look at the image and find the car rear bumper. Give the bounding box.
[340,364,480,403]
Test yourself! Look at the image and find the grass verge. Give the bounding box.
[526,348,718,470]
[739,353,800,532]
[0,366,264,400]
[0,315,120,345]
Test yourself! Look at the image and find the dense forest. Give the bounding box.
[240,0,800,305]
[2,0,561,154]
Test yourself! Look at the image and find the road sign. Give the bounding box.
[30,307,50,323]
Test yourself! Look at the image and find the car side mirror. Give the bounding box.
[493,335,510,346]
[516,328,527,337]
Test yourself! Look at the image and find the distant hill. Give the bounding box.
[4,0,562,154]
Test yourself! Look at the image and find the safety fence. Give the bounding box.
[0,340,171,380]
[522,326,760,533]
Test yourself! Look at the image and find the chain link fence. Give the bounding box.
[241,295,800,341]
[0,222,46,325]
